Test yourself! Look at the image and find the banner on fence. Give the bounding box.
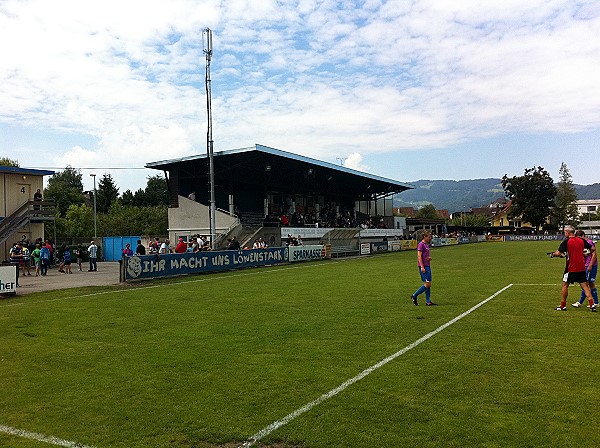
[504,235,564,241]
[0,265,18,295]
[360,243,371,255]
[288,245,327,262]
[371,242,389,253]
[124,247,289,280]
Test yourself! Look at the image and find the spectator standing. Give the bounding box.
[159,239,171,254]
[21,243,32,276]
[135,240,146,255]
[122,243,133,257]
[39,244,50,276]
[63,246,72,274]
[88,240,98,271]
[175,238,187,253]
[32,243,42,276]
[74,245,83,271]
[188,191,196,201]
[9,242,23,287]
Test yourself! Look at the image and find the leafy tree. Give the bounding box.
[44,166,85,216]
[501,166,556,232]
[64,204,94,237]
[449,214,490,227]
[142,175,169,206]
[96,173,120,213]
[98,202,167,236]
[120,175,168,207]
[0,157,19,166]
[416,203,438,219]
[553,162,579,228]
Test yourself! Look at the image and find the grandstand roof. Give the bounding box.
[146,144,413,199]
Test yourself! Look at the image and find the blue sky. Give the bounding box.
[2,0,600,193]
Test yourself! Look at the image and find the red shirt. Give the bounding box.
[559,236,590,272]
[174,241,187,253]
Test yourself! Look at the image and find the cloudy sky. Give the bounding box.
[2,0,600,193]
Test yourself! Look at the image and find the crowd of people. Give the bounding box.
[263,209,389,229]
[8,238,100,287]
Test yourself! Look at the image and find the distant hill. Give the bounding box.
[395,179,600,212]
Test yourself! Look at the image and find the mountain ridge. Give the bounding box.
[394,179,600,212]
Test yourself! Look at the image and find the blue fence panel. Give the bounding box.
[102,236,141,261]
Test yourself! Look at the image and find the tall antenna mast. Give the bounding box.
[203,28,216,245]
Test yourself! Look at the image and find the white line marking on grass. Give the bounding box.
[0,425,95,447]
[240,283,514,448]
[513,283,559,286]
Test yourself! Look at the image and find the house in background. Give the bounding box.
[1,166,55,261]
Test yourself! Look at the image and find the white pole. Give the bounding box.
[90,173,97,239]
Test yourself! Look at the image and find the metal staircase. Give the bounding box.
[0,200,56,245]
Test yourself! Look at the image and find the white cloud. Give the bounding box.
[344,153,368,172]
[2,0,600,189]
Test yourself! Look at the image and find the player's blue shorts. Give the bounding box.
[587,264,597,283]
[419,266,432,283]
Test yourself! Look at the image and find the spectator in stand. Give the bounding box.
[174,238,187,253]
[122,243,133,257]
[280,212,289,227]
[135,240,146,255]
[39,244,50,276]
[188,191,196,201]
[297,235,303,246]
[187,242,194,253]
[88,240,98,271]
[259,238,267,248]
[252,239,260,249]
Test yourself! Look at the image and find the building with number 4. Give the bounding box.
[0,166,55,262]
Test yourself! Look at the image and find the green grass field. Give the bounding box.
[2,241,599,448]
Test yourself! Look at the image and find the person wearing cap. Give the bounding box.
[175,238,187,253]
[88,240,98,271]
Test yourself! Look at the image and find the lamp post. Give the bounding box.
[90,174,97,239]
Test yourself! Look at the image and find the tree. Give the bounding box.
[553,162,579,228]
[501,166,556,232]
[142,175,169,206]
[44,166,85,216]
[120,175,168,207]
[0,157,19,167]
[416,203,438,219]
[64,204,94,237]
[96,173,120,213]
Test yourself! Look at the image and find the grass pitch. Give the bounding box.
[2,241,599,447]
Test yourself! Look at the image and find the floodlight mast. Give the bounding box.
[204,28,216,245]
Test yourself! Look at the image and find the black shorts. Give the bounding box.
[563,271,587,284]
